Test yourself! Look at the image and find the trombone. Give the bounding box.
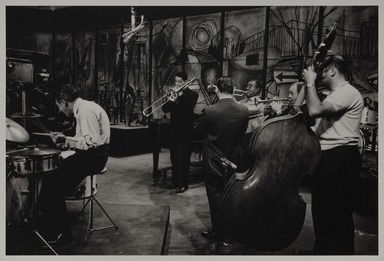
[142,77,196,117]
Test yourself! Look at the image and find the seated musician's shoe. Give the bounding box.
[209,241,233,255]
[165,183,177,189]
[175,187,188,193]
[201,228,217,239]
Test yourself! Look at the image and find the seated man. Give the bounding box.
[39,83,110,245]
[268,81,316,126]
[239,80,265,133]
[237,80,265,171]
[265,82,312,121]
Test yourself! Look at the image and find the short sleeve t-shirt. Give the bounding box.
[313,82,364,150]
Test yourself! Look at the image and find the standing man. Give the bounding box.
[39,83,111,245]
[195,76,249,254]
[162,72,198,193]
[302,55,364,254]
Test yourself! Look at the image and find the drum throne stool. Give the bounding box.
[65,167,118,244]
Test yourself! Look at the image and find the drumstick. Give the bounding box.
[33,132,82,143]
[6,148,29,155]
[33,132,56,137]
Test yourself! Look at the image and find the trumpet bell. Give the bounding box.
[233,87,247,97]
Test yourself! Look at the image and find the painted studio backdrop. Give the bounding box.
[6,6,378,126]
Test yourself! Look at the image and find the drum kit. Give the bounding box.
[6,117,61,255]
[359,106,379,157]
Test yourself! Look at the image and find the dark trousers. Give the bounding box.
[205,173,224,237]
[169,140,192,188]
[311,145,361,255]
[204,156,235,240]
[38,145,109,236]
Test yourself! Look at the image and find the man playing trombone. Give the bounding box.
[162,72,198,193]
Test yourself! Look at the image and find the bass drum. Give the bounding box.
[6,174,30,225]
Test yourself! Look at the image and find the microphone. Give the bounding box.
[215,155,237,170]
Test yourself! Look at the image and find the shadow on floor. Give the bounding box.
[6,150,379,255]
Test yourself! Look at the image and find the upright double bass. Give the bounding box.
[218,23,338,251]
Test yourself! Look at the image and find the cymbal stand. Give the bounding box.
[21,84,27,129]
[29,156,58,255]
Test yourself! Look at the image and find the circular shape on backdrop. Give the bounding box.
[190,19,218,51]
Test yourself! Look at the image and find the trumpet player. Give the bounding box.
[239,80,265,133]
[162,72,198,193]
[235,80,265,173]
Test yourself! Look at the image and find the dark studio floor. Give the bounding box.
[6,146,379,256]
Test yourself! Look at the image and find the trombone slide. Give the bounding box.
[142,77,196,117]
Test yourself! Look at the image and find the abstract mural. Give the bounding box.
[7,6,378,123]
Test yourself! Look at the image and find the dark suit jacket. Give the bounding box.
[195,98,249,160]
[162,88,198,141]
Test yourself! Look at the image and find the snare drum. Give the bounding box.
[11,154,60,176]
[361,107,378,126]
[65,176,97,200]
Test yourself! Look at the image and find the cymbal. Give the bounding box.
[6,118,29,143]
[17,147,61,157]
[11,112,43,118]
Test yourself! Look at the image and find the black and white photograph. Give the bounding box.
[3,2,380,257]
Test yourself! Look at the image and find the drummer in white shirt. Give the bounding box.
[39,83,110,246]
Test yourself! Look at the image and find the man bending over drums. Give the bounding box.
[38,83,110,245]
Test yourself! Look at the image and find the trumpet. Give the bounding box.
[208,85,246,97]
[255,98,292,108]
[256,98,291,104]
[142,77,196,117]
[233,87,247,97]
